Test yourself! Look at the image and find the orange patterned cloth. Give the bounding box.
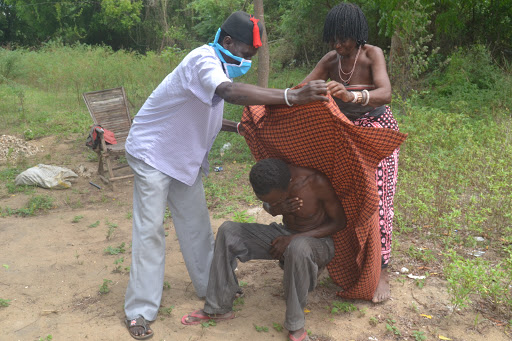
[241,95,407,300]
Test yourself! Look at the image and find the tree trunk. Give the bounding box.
[254,0,269,88]
[159,0,170,52]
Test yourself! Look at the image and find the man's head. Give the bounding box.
[249,159,291,203]
[323,2,368,47]
[218,11,263,61]
[221,11,263,48]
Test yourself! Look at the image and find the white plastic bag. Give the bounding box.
[15,164,78,189]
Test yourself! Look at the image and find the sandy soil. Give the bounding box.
[0,136,510,341]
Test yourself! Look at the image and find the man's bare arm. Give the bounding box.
[215,81,329,106]
[220,119,239,133]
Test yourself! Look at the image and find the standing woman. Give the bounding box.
[302,2,399,303]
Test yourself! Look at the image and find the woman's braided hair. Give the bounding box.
[323,2,368,47]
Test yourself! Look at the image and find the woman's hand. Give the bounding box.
[326,81,353,102]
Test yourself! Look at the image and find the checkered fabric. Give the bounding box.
[241,93,407,300]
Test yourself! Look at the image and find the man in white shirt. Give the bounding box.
[124,11,329,339]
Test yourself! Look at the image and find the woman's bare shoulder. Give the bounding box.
[317,50,339,64]
[363,44,385,59]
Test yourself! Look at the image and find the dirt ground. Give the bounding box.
[0,136,510,341]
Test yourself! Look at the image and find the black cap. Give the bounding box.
[221,11,263,47]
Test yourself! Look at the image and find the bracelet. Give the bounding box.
[284,88,293,107]
[351,91,358,103]
[362,89,370,106]
[236,122,241,135]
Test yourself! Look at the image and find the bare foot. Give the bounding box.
[181,309,235,325]
[289,327,309,341]
[372,268,390,303]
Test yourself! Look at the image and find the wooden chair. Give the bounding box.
[83,87,134,185]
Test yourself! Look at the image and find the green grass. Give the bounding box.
[159,305,174,316]
[0,43,183,138]
[99,279,113,294]
[0,167,35,195]
[329,301,357,314]
[104,242,126,255]
[71,215,84,223]
[0,194,54,217]
[88,220,100,228]
[203,162,258,218]
[253,324,269,332]
[1,44,511,323]
[391,46,512,320]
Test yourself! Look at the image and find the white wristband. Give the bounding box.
[362,89,370,106]
[284,88,293,107]
[351,91,358,103]
[236,122,241,135]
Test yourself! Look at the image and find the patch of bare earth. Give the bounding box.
[0,135,510,341]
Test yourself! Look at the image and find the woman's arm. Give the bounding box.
[301,51,336,83]
[365,45,391,106]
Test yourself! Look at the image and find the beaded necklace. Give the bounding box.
[338,46,361,86]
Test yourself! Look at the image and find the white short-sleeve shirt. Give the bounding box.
[125,45,231,186]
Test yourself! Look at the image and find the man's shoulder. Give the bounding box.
[293,167,329,185]
[184,45,217,61]
[179,45,223,75]
[302,168,332,191]
[310,171,330,185]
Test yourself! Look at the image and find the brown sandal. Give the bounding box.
[126,316,153,340]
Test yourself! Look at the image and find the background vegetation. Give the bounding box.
[1,0,511,330]
[2,1,512,70]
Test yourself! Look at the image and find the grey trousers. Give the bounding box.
[124,152,214,321]
[204,221,335,331]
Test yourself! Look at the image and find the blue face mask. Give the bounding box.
[209,28,252,78]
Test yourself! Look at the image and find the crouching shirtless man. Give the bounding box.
[182,158,346,341]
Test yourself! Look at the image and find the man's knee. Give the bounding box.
[217,221,243,243]
[286,237,314,260]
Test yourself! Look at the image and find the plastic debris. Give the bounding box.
[469,250,485,257]
[220,142,232,156]
[400,267,409,273]
[214,166,223,172]
[407,274,426,280]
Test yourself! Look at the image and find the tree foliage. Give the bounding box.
[99,0,143,33]
[0,0,511,67]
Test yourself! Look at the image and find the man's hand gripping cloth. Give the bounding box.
[240,92,407,300]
